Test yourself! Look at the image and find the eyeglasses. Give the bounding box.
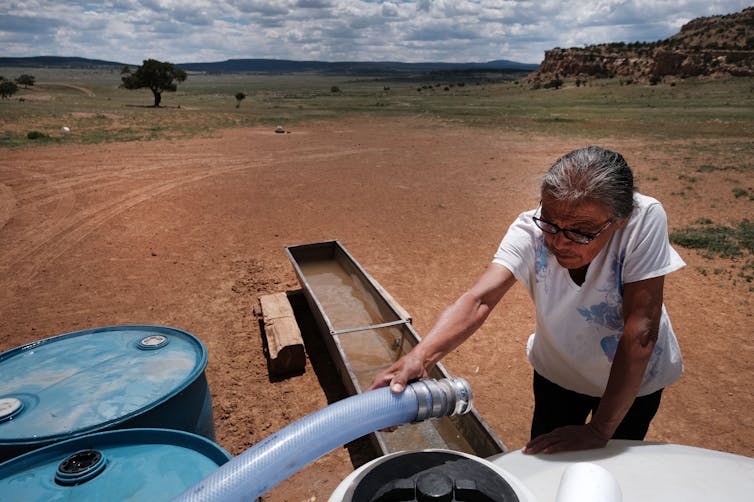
[532,214,613,244]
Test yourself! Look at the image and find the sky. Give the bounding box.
[0,1,750,65]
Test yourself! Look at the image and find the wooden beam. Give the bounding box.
[259,292,306,376]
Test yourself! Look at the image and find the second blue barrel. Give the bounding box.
[0,325,215,462]
[0,428,231,501]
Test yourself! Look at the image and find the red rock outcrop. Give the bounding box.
[530,6,754,83]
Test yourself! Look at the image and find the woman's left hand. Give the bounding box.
[522,423,609,454]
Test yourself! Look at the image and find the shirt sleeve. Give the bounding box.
[492,211,538,289]
[623,201,686,283]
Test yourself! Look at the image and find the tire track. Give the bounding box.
[0,147,386,286]
[1,151,263,269]
[0,159,255,285]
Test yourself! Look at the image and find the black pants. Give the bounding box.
[531,371,663,440]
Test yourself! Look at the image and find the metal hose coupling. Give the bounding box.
[409,377,472,422]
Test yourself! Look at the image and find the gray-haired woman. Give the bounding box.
[369,146,684,454]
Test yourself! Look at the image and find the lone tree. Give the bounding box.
[235,92,246,108]
[0,80,18,99]
[121,59,187,107]
[16,74,35,88]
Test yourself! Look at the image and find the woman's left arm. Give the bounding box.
[524,275,664,454]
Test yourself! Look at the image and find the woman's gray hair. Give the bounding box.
[541,146,636,219]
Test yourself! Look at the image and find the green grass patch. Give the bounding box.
[1,67,752,148]
[672,220,754,286]
[670,219,754,259]
[732,187,752,199]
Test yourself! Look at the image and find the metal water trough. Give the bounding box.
[285,240,506,458]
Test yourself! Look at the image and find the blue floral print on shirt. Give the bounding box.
[534,235,549,293]
[578,250,625,362]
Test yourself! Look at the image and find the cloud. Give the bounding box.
[0,0,750,64]
[0,14,61,33]
[408,22,482,42]
[381,2,400,18]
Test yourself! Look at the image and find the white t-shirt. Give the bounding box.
[493,193,685,396]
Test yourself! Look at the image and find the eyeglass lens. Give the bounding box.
[533,217,595,243]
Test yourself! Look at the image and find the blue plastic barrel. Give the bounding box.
[0,325,215,462]
[0,428,230,501]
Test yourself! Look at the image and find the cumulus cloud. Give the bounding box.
[0,0,749,64]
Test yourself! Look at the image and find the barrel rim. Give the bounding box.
[0,427,231,475]
[0,325,209,445]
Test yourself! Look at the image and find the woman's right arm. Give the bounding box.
[368,262,517,393]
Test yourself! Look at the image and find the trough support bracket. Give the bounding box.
[331,319,410,336]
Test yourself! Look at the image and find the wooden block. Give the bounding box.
[260,292,306,376]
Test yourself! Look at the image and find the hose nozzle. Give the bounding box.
[409,377,472,422]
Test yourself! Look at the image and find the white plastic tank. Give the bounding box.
[331,440,754,502]
[488,440,754,502]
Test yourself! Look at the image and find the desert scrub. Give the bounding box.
[670,219,753,259]
[732,187,752,199]
[672,220,754,288]
[26,130,49,140]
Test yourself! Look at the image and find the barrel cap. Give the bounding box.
[0,428,230,500]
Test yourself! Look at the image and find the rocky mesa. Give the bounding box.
[529,6,754,84]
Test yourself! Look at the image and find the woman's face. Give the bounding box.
[538,193,626,270]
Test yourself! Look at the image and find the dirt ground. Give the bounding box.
[0,117,751,501]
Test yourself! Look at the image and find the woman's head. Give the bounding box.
[536,146,636,271]
[541,146,636,220]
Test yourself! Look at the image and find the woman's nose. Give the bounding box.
[548,231,573,250]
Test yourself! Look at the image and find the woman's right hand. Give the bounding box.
[367,350,429,393]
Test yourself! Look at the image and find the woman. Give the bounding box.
[369,146,684,454]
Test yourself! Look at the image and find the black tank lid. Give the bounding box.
[346,450,519,502]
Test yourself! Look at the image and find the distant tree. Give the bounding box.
[16,74,35,88]
[120,59,187,107]
[0,81,18,99]
[235,92,246,108]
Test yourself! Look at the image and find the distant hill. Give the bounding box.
[180,58,538,74]
[530,6,754,83]
[0,56,538,75]
[0,56,125,69]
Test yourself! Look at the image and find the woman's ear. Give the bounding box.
[613,218,629,230]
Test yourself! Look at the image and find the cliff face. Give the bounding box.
[531,7,754,82]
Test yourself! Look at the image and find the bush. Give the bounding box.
[732,187,750,199]
[27,131,49,140]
